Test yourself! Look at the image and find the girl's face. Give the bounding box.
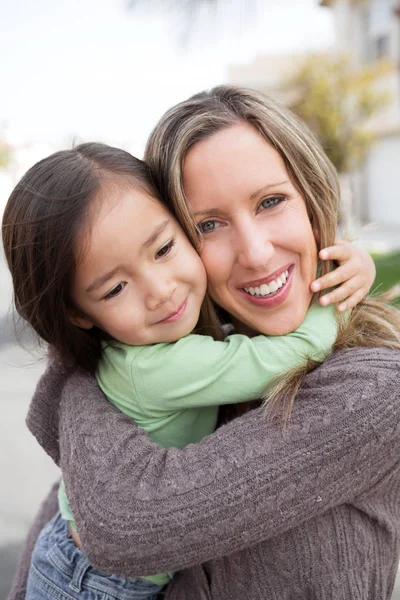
[69,184,207,345]
[182,123,318,337]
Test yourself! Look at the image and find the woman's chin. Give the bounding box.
[232,300,310,337]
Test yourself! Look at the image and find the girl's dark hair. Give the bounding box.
[2,142,156,373]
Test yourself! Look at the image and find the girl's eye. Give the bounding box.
[156,239,175,259]
[258,195,286,211]
[197,220,222,234]
[104,282,126,300]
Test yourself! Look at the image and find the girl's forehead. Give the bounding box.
[89,178,164,222]
[74,182,170,261]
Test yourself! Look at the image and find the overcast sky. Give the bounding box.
[0,0,335,155]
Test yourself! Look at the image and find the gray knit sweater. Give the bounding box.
[8,347,400,599]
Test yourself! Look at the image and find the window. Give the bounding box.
[375,33,390,58]
[369,0,392,60]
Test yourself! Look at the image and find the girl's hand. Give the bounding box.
[310,240,376,312]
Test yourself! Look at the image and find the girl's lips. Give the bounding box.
[157,299,188,324]
[237,265,294,309]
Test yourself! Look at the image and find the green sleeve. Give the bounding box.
[131,304,338,413]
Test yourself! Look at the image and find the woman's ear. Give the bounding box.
[68,308,94,330]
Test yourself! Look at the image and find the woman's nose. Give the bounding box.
[236,226,275,271]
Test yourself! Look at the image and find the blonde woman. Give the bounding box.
[9,87,400,600]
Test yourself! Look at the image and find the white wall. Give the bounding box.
[366,134,400,226]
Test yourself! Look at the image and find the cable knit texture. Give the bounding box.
[8,347,400,600]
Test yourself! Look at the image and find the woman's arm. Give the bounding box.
[59,347,400,578]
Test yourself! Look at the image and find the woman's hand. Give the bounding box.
[310,241,376,312]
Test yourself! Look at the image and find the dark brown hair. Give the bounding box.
[2,142,157,373]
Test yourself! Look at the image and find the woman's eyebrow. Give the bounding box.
[250,181,289,201]
[192,208,224,218]
[193,181,291,218]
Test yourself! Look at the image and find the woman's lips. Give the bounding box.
[157,298,188,324]
[237,265,294,309]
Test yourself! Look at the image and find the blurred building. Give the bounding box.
[228,53,307,105]
[321,0,400,227]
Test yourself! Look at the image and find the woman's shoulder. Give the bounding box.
[325,346,400,366]
[316,346,400,378]
[298,346,400,414]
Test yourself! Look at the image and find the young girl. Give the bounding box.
[2,142,375,600]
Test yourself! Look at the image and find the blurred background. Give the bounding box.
[1,0,399,597]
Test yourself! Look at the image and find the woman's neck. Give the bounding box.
[231,317,258,338]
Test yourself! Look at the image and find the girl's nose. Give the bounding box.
[145,279,177,312]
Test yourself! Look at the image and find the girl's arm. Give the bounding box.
[118,304,337,413]
[312,241,375,311]
[58,347,400,578]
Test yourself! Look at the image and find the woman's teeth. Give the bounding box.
[243,270,289,297]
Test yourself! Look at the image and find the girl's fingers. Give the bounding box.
[338,288,366,312]
[316,241,374,309]
[319,277,363,307]
[319,242,353,262]
[311,264,353,292]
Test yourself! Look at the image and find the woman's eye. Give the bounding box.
[104,282,126,300]
[259,196,285,211]
[156,239,175,259]
[197,220,221,234]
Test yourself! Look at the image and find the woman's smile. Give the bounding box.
[237,264,293,307]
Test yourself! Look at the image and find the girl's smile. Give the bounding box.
[154,298,188,324]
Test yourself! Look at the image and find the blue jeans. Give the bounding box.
[26,513,165,600]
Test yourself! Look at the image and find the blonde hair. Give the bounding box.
[145,85,400,416]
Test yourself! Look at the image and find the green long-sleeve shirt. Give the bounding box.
[59,303,337,584]
[97,303,337,447]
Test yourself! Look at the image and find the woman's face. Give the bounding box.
[182,123,318,336]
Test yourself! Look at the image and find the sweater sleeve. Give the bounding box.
[126,304,337,412]
[59,347,400,578]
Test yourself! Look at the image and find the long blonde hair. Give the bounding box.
[145,85,400,416]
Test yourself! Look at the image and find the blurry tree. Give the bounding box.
[285,54,391,174]
[0,141,11,168]
[285,54,392,226]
